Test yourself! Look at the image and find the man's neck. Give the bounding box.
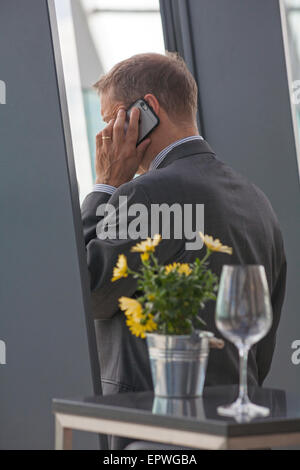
[143,127,200,172]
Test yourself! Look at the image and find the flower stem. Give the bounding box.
[199,248,211,265]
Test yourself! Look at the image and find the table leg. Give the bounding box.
[55,415,73,450]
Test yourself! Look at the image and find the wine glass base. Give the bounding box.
[217,399,270,422]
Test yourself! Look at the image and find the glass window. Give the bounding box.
[281,0,300,174]
[55,0,165,201]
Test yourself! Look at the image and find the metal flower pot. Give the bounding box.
[146,331,214,398]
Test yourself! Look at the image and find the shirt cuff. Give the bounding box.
[93,184,117,195]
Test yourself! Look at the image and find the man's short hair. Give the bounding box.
[93,52,198,123]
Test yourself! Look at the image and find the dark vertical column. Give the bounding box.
[159,0,203,131]
[0,0,101,449]
[160,0,300,392]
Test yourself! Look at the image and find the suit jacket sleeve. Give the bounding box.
[81,182,154,320]
[256,248,287,385]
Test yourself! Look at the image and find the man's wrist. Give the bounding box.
[95,177,119,186]
[93,183,117,195]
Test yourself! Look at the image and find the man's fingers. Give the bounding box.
[136,138,151,163]
[126,107,140,144]
[113,108,126,141]
[103,119,115,136]
[96,130,103,142]
[102,119,115,148]
[96,131,104,153]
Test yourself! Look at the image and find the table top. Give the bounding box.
[53,385,300,438]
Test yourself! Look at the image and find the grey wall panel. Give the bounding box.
[0,0,100,449]
[176,0,300,391]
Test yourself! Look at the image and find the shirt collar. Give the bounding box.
[149,135,204,171]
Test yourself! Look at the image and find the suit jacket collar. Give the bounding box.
[156,139,216,170]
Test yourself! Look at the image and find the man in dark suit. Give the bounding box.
[81,52,286,406]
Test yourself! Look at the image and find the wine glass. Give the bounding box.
[215,265,273,420]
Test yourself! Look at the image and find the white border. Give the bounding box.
[279,0,300,180]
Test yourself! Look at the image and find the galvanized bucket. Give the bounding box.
[146,331,214,398]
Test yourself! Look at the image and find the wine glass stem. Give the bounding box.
[238,346,250,405]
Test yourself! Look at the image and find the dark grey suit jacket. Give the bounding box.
[81,139,286,396]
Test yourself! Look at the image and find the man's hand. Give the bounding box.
[95,107,151,187]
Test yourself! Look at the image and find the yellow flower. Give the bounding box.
[141,252,150,262]
[131,234,162,255]
[178,264,192,276]
[165,262,192,276]
[145,315,158,333]
[199,232,233,255]
[111,254,128,282]
[119,297,143,321]
[126,317,147,338]
[165,262,179,274]
[126,314,157,339]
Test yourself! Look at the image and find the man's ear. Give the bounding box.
[143,94,160,116]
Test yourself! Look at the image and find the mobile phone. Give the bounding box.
[126,98,160,146]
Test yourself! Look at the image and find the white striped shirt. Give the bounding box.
[149,135,203,170]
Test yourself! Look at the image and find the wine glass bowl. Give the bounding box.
[215,265,273,420]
